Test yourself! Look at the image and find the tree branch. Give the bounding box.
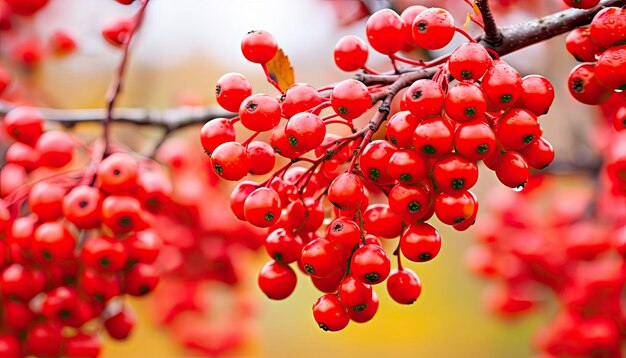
[475,0,503,47]
[103,0,150,155]
[0,100,232,131]
[480,0,625,56]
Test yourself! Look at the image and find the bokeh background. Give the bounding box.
[1,0,598,356]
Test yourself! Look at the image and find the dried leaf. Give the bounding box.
[464,13,472,31]
[266,48,294,93]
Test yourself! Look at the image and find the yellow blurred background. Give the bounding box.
[3,0,597,356]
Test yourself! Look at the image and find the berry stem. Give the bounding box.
[454,26,478,43]
[390,53,426,67]
[242,131,261,147]
[362,64,381,75]
[475,0,503,47]
[308,101,331,114]
[102,0,150,158]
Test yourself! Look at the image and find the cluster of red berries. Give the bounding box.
[0,107,164,357]
[566,6,626,118]
[468,175,626,357]
[148,138,263,355]
[201,5,555,332]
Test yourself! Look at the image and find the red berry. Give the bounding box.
[387,149,429,184]
[247,141,276,175]
[50,30,77,56]
[517,75,555,116]
[387,268,422,304]
[590,7,626,48]
[350,290,379,323]
[495,108,541,151]
[433,154,479,193]
[3,106,43,146]
[280,83,324,117]
[301,238,343,278]
[328,172,364,210]
[386,111,420,148]
[411,8,455,50]
[211,142,250,181]
[359,140,397,184]
[388,182,433,223]
[65,333,102,358]
[215,72,252,112]
[241,30,278,64]
[568,62,611,105]
[326,217,361,254]
[24,322,62,357]
[200,118,236,155]
[243,187,281,228]
[285,112,326,151]
[400,223,441,262]
[4,0,48,16]
[330,79,372,120]
[481,63,523,111]
[350,244,390,285]
[365,9,405,55]
[0,334,21,358]
[595,44,626,91]
[454,119,497,161]
[519,137,555,169]
[81,235,127,272]
[33,222,75,263]
[495,151,529,188]
[100,195,145,234]
[96,152,138,194]
[565,27,603,62]
[102,18,132,47]
[28,181,65,222]
[239,93,282,132]
[334,35,369,72]
[434,190,477,225]
[448,43,492,81]
[445,82,487,123]
[265,228,303,264]
[412,117,454,157]
[125,263,159,296]
[124,229,162,265]
[104,305,136,340]
[312,294,350,331]
[404,79,445,119]
[563,0,600,8]
[35,130,75,168]
[339,274,373,311]
[363,204,403,239]
[258,260,297,300]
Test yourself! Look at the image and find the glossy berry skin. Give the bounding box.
[334,35,368,72]
[241,30,278,63]
[568,63,611,105]
[28,181,65,222]
[326,217,361,254]
[79,269,121,302]
[595,45,626,91]
[350,244,391,285]
[5,142,39,170]
[495,151,529,188]
[124,230,162,265]
[388,183,433,223]
[387,268,422,304]
[258,260,297,300]
[270,125,304,159]
[519,137,555,169]
[481,64,523,111]
[247,141,275,175]
[496,108,541,151]
[100,195,144,234]
[517,75,555,116]
[433,154,479,193]
[363,204,403,239]
[24,322,62,357]
[328,172,364,210]
[448,43,492,81]
[63,185,104,229]
[387,149,429,184]
[239,93,282,132]
[313,294,350,332]
[404,79,445,119]
[81,235,127,272]
[125,263,159,296]
[454,120,497,161]
[96,152,138,194]
[281,83,324,117]
[445,82,487,123]
[386,111,420,148]
[350,290,379,323]
[104,306,136,340]
[359,140,397,184]
[65,333,102,358]
[339,274,373,311]
[411,8,455,50]
[211,141,250,181]
[565,27,603,62]
[200,118,236,155]
[33,222,75,263]
[285,112,326,151]
[265,228,303,263]
[35,130,75,168]
[434,190,477,225]
[330,79,372,120]
[412,117,454,157]
[1,264,45,301]
[0,334,21,357]
[215,72,252,112]
[301,238,342,278]
[229,181,258,221]
[243,187,280,228]
[2,106,43,146]
[400,223,441,262]
[400,5,427,50]
[590,7,626,48]
[365,9,405,55]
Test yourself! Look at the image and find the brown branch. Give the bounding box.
[480,0,625,56]
[475,0,503,47]
[103,0,150,156]
[0,100,232,131]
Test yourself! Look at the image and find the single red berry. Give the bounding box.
[453,119,496,161]
[243,187,281,228]
[350,244,391,285]
[65,333,102,358]
[400,223,441,262]
[495,108,541,151]
[595,44,626,91]
[269,125,305,159]
[411,8,455,50]
[81,235,127,272]
[330,79,372,120]
[265,228,303,264]
[136,170,172,213]
[334,35,369,72]
[78,269,121,302]
[229,181,258,221]
[104,305,136,340]
[28,181,65,222]
[1,264,45,301]
[102,18,132,47]
[24,322,63,357]
[434,190,477,225]
[215,72,252,112]
[124,263,159,296]
[312,294,350,331]
[326,217,361,255]
[301,238,343,278]
[404,79,445,119]
[359,140,397,184]
[363,204,403,239]
[328,172,364,210]
[280,83,324,117]
[388,182,433,223]
[519,137,554,169]
[33,222,76,263]
[50,30,77,56]
[124,229,162,265]
[365,9,405,55]
[445,82,487,122]
[400,5,427,50]
[239,93,282,132]
[387,149,429,184]
[96,152,138,194]
[517,75,555,116]
[565,27,603,62]
[0,334,21,358]
[285,112,326,151]
[211,141,250,181]
[311,268,345,294]
[5,0,48,16]
[35,130,75,168]
[350,290,379,323]
[241,30,278,64]
[412,117,454,157]
[387,268,422,304]
[100,195,145,234]
[563,0,600,8]
[247,141,276,175]
[590,7,626,48]
[433,154,479,193]
[3,106,43,146]
[200,118,236,155]
[63,185,104,229]
[5,142,40,170]
[448,43,492,81]
[495,151,529,188]
[568,63,611,105]
[386,111,420,148]
[258,260,297,300]
[481,63,523,111]
[339,274,373,311]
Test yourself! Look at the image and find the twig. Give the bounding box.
[103,0,150,156]
[475,0,503,47]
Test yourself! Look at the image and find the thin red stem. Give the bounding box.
[362,65,380,75]
[455,26,478,43]
[390,53,426,67]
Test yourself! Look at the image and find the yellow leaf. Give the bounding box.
[266,48,295,93]
[464,13,472,31]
